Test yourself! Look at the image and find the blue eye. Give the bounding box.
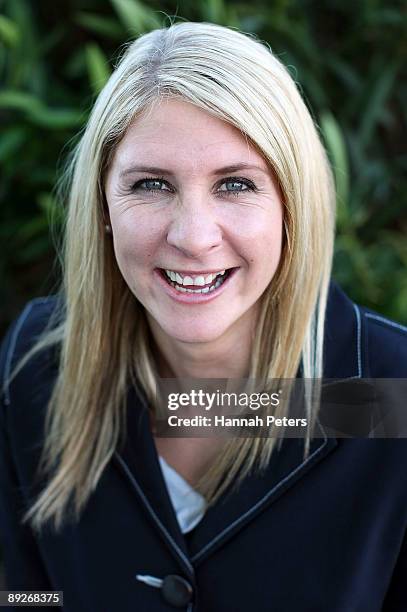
[219,181,248,192]
[217,178,256,197]
[132,178,171,193]
[129,176,256,198]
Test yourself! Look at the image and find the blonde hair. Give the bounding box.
[20,22,335,531]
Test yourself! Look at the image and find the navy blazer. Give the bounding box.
[0,282,406,611]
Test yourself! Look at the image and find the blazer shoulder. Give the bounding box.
[324,281,407,378]
[359,305,407,377]
[0,296,62,409]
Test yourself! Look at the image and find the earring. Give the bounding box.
[105,224,112,234]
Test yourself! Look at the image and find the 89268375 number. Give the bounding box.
[0,591,63,607]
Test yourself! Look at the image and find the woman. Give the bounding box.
[1,22,406,612]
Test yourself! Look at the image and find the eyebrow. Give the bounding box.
[119,163,269,178]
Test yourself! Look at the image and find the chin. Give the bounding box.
[161,319,230,345]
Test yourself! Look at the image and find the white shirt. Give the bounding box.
[159,456,207,533]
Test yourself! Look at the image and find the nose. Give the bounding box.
[166,192,223,258]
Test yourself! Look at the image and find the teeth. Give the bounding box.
[165,269,227,285]
[163,268,230,294]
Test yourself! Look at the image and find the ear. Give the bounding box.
[102,206,111,230]
[99,178,112,231]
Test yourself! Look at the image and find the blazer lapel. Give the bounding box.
[113,385,194,578]
[113,386,338,570]
[112,281,361,570]
[324,281,363,378]
[186,427,337,565]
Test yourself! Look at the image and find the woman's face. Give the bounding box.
[105,99,284,345]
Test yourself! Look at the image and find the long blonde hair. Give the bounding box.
[20,22,335,532]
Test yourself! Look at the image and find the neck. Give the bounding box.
[147,315,255,380]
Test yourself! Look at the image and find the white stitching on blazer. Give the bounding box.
[2,298,52,406]
[365,312,407,334]
[114,452,195,577]
[3,302,34,405]
[352,303,362,378]
[191,422,329,563]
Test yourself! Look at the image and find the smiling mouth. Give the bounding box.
[159,268,235,293]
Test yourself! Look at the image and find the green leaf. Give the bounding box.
[15,236,51,262]
[0,14,20,47]
[85,43,111,94]
[319,111,349,228]
[76,12,125,39]
[325,55,360,92]
[201,0,227,23]
[0,89,84,128]
[110,0,161,33]
[28,107,84,129]
[3,0,42,92]
[16,215,48,241]
[0,90,43,113]
[358,58,401,149]
[0,127,26,162]
[37,192,65,225]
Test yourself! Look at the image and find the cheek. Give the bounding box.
[250,237,283,290]
[111,212,163,270]
[226,199,283,237]
[229,207,284,274]
[258,206,284,260]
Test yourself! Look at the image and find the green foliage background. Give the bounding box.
[1,0,407,334]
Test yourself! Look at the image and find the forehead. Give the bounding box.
[111,98,269,174]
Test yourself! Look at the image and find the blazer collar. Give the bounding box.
[113,280,359,567]
[186,429,336,565]
[114,392,337,570]
[323,281,363,378]
[113,386,194,578]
